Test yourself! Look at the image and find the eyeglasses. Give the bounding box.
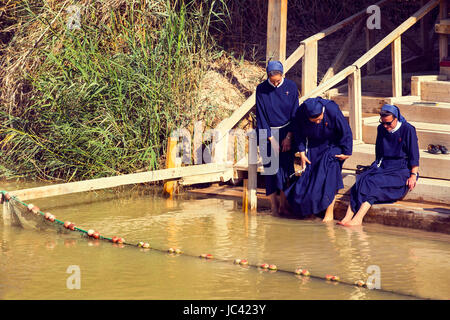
[379,118,394,126]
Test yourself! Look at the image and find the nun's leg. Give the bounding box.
[338,204,355,225]
[278,190,292,215]
[322,196,336,222]
[345,201,372,226]
[269,193,279,215]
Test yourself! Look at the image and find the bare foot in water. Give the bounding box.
[337,218,351,226]
[343,219,363,227]
[322,216,334,223]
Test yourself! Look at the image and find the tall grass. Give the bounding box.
[0,0,229,181]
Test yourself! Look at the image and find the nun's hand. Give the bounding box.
[406,175,417,191]
[299,151,311,170]
[335,154,350,161]
[281,134,292,152]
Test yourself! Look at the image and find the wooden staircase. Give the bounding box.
[204,0,450,229]
[324,72,450,207]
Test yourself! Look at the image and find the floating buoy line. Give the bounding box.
[0,191,427,300]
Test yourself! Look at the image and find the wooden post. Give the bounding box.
[421,0,430,55]
[391,36,403,97]
[163,137,178,198]
[439,0,448,62]
[348,69,362,142]
[266,0,288,63]
[365,27,376,74]
[302,40,318,96]
[247,130,258,213]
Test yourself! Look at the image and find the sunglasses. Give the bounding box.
[379,118,394,126]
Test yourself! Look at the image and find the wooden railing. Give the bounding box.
[215,0,391,136]
[216,0,443,212]
[299,0,441,141]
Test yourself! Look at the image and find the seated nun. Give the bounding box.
[255,60,299,215]
[284,97,353,222]
[339,104,420,226]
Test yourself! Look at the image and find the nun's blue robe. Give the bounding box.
[350,121,419,213]
[285,98,353,216]
[255,79,299,196]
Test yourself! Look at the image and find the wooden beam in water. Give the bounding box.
[163,137,178,198]
[10,163,231,201]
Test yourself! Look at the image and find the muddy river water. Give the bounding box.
[1,180,449,300]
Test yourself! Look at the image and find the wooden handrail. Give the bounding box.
[301,0,391,44]
[284,44,305,73]
[301,0,439,103]
[216,1,391,134]
[353,0,440,69]
[299,65,357,104]
[320,19,365,85]
[216,0,436,137]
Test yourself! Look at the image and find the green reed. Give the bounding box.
[0,0,229,180]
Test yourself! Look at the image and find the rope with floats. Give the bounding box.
[0,190,427,300]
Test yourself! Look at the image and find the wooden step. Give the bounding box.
[343,142,450,181]
[362,117,450,149]
[393,101,450,125]
[420,79,450,103]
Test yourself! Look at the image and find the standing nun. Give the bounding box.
[255,60,299,215]
[284,97,353,222]
[339,104,420,226]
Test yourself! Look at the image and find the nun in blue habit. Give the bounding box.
[255,61,299,215]
[284,97,353,222]
[339,104,420,226]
